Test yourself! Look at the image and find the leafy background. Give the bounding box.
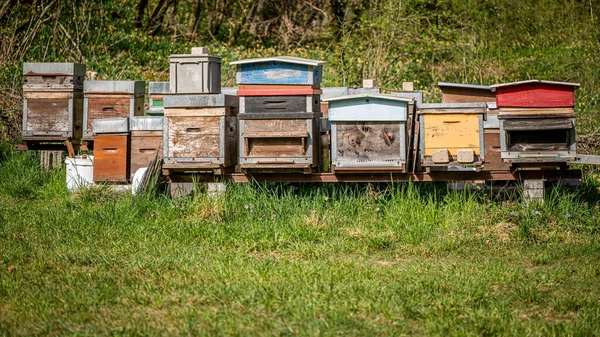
[1,0,599,145]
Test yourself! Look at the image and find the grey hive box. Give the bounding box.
[326,94,413,172]
[83,80,146,139]
[22,63,86,142]
[169,47,221,94]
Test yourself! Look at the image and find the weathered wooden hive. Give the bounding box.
[22,62,86,142]
[92,118,130,183]
[418,103,486,168]
[169,47,221,94]
[438,82,496,103]
[83,80,145,140]
[437,82,510,171]
[325,93,413,172]
[130,116,163,177]
[162,94,238,173]
[148,82,169,116]
[231,56,325,173]
[490,80,579,164]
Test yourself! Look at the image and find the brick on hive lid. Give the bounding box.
[457,149,475,163]
[432,149,450,164]
[362,79,376,88]
[191,47,209,55]
[402,82,414,91]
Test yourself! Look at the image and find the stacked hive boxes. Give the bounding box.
[438,82,509,171]
[148,82,170,116]
[325,94,413,173]
[93,118,130,183]
[83,81,145,141]
[22,63,85,143]
[418,103,487,169]
[162,48,238,175]
[231,57,325,173]
[491,80,579,164]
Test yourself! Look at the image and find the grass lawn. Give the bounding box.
[1,150,600,336]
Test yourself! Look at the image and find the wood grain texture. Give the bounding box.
[335,122,404,164]
[93,134,129,182]
[130,131,163,176]
[241,119,318,162]
[441,87,495,103]
[26,99,70,132]
[164,106,230,117]
[86,97,131,133]
[496,83,575,108]
[483,130,510,171]
[423,114,481,156]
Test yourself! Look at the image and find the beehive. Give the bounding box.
[418,103,486,168]
[169,47,221,94]
[232,56,325,173]
[92,118,130,182]
[326,94,413,172]
[83,81,145,139]
[22,63,86,142]
[148,82,169,116]
[490,80,579,163]
[130,116,163,177]
[162,94,238,171]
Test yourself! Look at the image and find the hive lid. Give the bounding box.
[438,82,492,90]
[93,118,129,134]
[230,56,326,66]
[163,94,238,108]
[323,93,413,103]
[130,116,164,131]
[148,82,170,94]
[23,62,86,76]
[84,80,145,94]
[490,80,580,91]
[169,47,221,61]
[420,102,487,109]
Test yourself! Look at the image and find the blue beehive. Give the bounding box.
[231,56,325,85]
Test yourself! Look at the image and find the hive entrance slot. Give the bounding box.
[507,129,571,151]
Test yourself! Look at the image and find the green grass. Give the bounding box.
[1,150,600,335]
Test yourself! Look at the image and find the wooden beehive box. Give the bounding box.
[238,117,320,173]
[418,103,486,168]
[83,80,145,139]
[482,102,511,171]
[148,82,169,116]
[326,94,413,172]
[22,63,86,142]
[490,80,579,163]
[130,116,163,177]
[93,118,130,183]
[438,82,495,104]
[162,94,238,172]
[169,47,221,94]
[231,56,325,85]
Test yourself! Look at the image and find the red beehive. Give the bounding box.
[490,80,579,108]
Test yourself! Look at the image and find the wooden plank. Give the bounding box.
[93,134,129,182]
[237,89,322,96]
[243,95,316,113]
[24,91,76,99]
[243,131,308,138]
[238,112,319,120]
[496,83,575,108]
[239,84,320,90]
[502,118,573,131]
[423,114,481,156]
[334,122,404,164]
[164,106,229,117]
[498,107,574,115]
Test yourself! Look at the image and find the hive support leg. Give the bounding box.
[523,179,545,204]
[207,182,227,199]
[170,182,194,198]
[40,150,65,170]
